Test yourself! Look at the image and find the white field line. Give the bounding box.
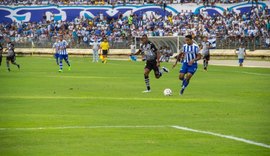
[46,75,123,79]
[0,125,269,149]
[0,125,167,131]
[172,125,270,149]
[209,69,270,76]
[209,64,270,68]
[0,96,211,102]
[240,71,270,76]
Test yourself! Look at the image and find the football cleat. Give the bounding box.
[180,88,185,95]
[162,66,169,73]
[142,90,151,93]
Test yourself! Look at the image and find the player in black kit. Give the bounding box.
[5,42,20,72]
[133,34,169,93]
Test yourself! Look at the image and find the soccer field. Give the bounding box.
[0,57,269,155]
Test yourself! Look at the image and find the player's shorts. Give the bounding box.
[102,50,108,55]
[54,53,59,59]
[239,58,244,64]
[6,55,16,63]
[203,54,210,61]
[145,60,159,76]
[180,62,198,75]
[59,54,68,60]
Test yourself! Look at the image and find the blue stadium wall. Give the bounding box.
[0,2,269,23]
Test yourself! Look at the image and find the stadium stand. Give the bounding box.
[0,1,269,51]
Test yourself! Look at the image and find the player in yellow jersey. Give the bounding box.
[99,38,110,63]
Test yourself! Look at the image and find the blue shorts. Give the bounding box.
[180,62,198,75]
[54,53,59,59]
[239,58,244,64]
[59,54,68,60]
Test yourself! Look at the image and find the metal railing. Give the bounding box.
[215,37,270,51]
[2,36,269,50]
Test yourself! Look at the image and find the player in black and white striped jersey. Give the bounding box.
[5,42,20,72]
[200,36,211,71]
[133,34,169,93]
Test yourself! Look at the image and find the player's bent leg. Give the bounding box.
[154,65,165,79]
[180,73,193,95]
[6,59,10,72]
[11,59,20,69]
[59,56,63,72]
[63,56,71,70]
[154,65,161,79]
[179,73,185,81]
[155,71,161,79]
[0,55,2,66]
[64,56,70,66]
[103,55,108,63]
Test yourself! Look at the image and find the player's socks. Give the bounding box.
[101,56,105,63]
[179,79,188,95]
[181,79,185,87]
[65,59,71,66]
[144,75,150,91]
[59,61,63,71]
[7,62,10,71]
[203,60,208,70]
[183,79,189,88]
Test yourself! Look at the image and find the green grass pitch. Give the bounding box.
[0,56,269,155]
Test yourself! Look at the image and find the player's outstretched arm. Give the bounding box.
[172,52,182,69]
[133,49,141,56]
[156,51,161,67]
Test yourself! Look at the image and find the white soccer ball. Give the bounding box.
[163,88,172,96]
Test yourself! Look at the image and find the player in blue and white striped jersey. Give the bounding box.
[58,35,71,72]
[173,35,201,95]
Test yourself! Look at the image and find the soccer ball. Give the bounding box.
[163,88,172,96]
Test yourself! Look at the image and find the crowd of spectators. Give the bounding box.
[0,1,269,49]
